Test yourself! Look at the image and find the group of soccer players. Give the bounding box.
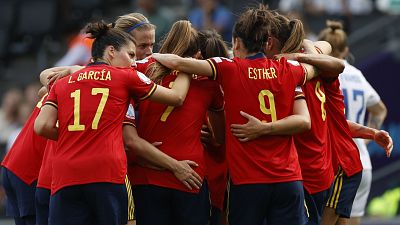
[1,4,394,225]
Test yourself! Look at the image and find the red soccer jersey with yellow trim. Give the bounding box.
[295,77,334,194]
[131,72,224,193]
[207,54,306,184]
[1,94,49,185]
[45,63,156,194]
[323,78,362,176]
[135,57,156,74]
[37,139,57,189]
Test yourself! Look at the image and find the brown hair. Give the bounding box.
[147,20,199,83]
[198,30,229,58]
[232,4,277,53]
[318,20,347,58]
[269,12,305,54]
[85,21,135,62]
[114,13,156,34]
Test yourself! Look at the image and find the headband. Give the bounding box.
[126,21,148,33]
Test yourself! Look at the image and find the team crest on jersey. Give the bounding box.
[126,104,135,119]
[212,57,233,63]
[137,71,152,84]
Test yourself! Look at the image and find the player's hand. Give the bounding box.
[47,69,70,87]
[173,160,202,190]
[374,130,393,157]
[231,111,269,142]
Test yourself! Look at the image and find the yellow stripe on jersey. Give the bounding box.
[301,65,308,86]
[125,176,135,221]
[44,101,58,109]
[326,168,344,208]
[122,121,136,127]
[206,59,217,81]
[139,83,157,101]
[304,200,310,218]
[295,93,306,100]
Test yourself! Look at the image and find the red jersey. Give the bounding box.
[45,63,156,194]
[135,57,156,74]
[205,142,228,210]
[37,140,57,189]
[294,78,334,194]
[207,53,306,184]
[131,72,224,193]
[1,94,49,185]
[323,79,362,176]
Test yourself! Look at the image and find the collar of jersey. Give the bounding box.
[87,62,109,66]
[246,52,266,60]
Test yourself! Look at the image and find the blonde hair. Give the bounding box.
[318,20,347,58]
[114,13,156,34]
[147,20,199,83]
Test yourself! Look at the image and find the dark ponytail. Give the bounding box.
[198,30,229,58]
[233,4,277,53]
[85,21,135,61]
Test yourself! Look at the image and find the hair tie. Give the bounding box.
[126,21,148,33]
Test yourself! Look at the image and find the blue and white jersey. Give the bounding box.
[339,60,381,170]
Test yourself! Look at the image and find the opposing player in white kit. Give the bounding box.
[339,60,387,225]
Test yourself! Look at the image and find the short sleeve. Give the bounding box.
[123,100,136,127]
[44,82,58,109]
[285,58,307,86]
[206,57,236,83]
[126,69,157,101]
[295,86,305,100]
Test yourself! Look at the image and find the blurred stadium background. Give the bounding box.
[0,0,399,224]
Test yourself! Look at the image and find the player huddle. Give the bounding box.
[1,4,393,225]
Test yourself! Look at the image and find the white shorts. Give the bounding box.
[350,169,372,217]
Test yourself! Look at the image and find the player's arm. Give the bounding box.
[367,101,387,130]
[299,40,344,80]
[347,120,393,157]
[34,105,58,140]
[39,65,83,86]
[230,98,311,142]
[152,53,213,77]
[278,40,344,81]
[123,125,202,190]
[365,101,387,144]
[148,72,191,106]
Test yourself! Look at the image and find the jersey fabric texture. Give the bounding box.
[37,140,57,189]
[45,63,156,194]
[131,71,224,193]
[207,53,306,185]
[323,78,363,177]
[295,77,334,194]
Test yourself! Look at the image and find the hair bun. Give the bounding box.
[85,21,110,39]
[326,20,343,33]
